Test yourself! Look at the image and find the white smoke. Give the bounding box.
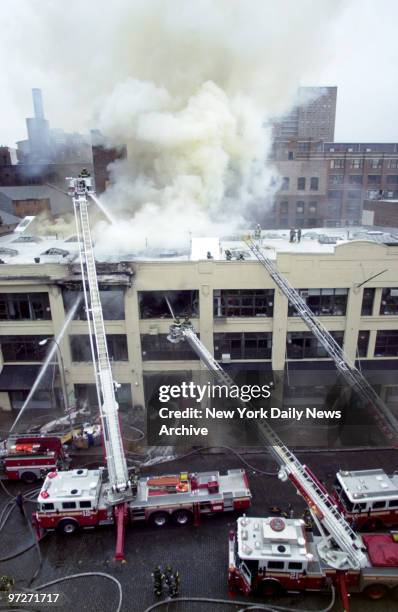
[3,0,345,253]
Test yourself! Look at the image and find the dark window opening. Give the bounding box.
[310,177,319,191]
[79,501,92,509]
[62,502,76,510]
[214,289,274,318]
[141,334,199,361]
[0,293,51,321]
[288,289,348,317]
[297,177,306,190]
[1,335,49,361]
[287,331,344,359]
[74,383,132,411]
[357,331,370,358]
[62,286,125,320]
[375,330,398,357]
[268,561,284,569]
[139,290,199,319]
[380,288,398,315]
[361,288,375,316]
[214,332,272,360]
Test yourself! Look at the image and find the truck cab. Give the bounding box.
[333,469,398,530]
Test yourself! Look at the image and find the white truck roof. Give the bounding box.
[39,468,102,502]
[236,516,309,566]
[336,469,398,503]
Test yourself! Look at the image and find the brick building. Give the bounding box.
[267,141,398,229]
[91,130,127,195]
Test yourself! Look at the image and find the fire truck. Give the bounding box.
[0,435,69,483]
[34,173,251,559]
[34,467,250,534]
[166,319,398,608]
[332,468,398,531]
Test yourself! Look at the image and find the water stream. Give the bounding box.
[89,193,117,225]
[9,295,82,433]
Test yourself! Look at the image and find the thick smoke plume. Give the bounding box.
[4,0,344,253]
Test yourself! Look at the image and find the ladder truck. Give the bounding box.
[33,172,251,556]
[245,237,398,442]
[167,321,398,608]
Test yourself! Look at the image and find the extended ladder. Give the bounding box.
[245,238,398,440]
[73,195,129,494]
[168,322,368,570]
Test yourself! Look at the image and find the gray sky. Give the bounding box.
[1,0,397,148]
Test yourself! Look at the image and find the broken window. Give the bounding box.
[380,288,398,315]
[214,289,274,317]
[374,330,398,357]
[361,288,375,315]
[141,334,199,361]
[62,286,125,320]
[70,334,128,361]
[0,293,51,321]
[74,383,132,410]
[357,331,370,357]
[138,291,199,319]
[288,289,348,317]
[1,336,49,361]
[213,332,272,360]
[286,331,344,359]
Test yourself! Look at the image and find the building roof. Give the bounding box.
[0,223,396,266]
[0,185,71,216]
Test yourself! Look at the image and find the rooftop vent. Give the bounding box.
[13,235,42,243]
[0,247,18,256]
[41,248,70,257]
[318,235,337,244]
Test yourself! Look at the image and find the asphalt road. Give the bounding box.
[1,447,398,612]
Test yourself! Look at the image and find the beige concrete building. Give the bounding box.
[0,228,397,416]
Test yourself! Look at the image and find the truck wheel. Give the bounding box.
[362,518,383,532]
[363,584,388,601]
[20,471,37,484]
[257,579,284,598]
[172,509,193,526]
[57,519,79,535]
[150,512,169,528]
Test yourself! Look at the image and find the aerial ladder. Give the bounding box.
[167,321,368,573]
[67,171,131,559]
[245,237,398,441]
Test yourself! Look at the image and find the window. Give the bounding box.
[79,501,92,509]
[347,190,361,200]
[310,177,319,191]
[389,500,398,508]
[288,289,348,317]
[348,175,363,185]
[329,174,344,186]
[370,159,382,169]
[62,502,76,510]
[287,331,344,359]
[328,190,343,201]
[63,286,125,320]
[214,289,274,317]
[357,331,370,357]
[288,152,294,160]
[387,160,398,169]
[141,334,199,361]
[41,503,54,511]
[375,330,398,357]
[0,293,51,321]
[139,290,199,319]
[350,159,362,169]
[330,159,344,169]
[296,202,305,214]
[213,332,272,360]
[281,177,290,190]
[279,201,289,214]
[361,288,375,315]
[386,175,398,184]
[297,177,306,190]
[268,561,285,569]
[288,562,303,571]
[298,142,310,152]
[1,335,48,361]
[367,175,381,184]
[75,383,132,410]
[70,334,128,362]
[308,202,318,214]
[373,501,386,509]
[380,288,398,315]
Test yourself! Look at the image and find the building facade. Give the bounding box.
[268,142,398,229]
[0,238,397,417]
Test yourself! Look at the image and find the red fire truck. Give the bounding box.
[332,468,398,531]
[0,435,69,483]
[34,467,251,534]
[228,515,398,604]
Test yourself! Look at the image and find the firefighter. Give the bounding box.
[297,228,302,243]
[15,491,24,515]
[289,228,296,243]
[152,566,163,597]
[225,249,232,260]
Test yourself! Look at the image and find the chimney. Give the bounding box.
[32,88,45,119]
